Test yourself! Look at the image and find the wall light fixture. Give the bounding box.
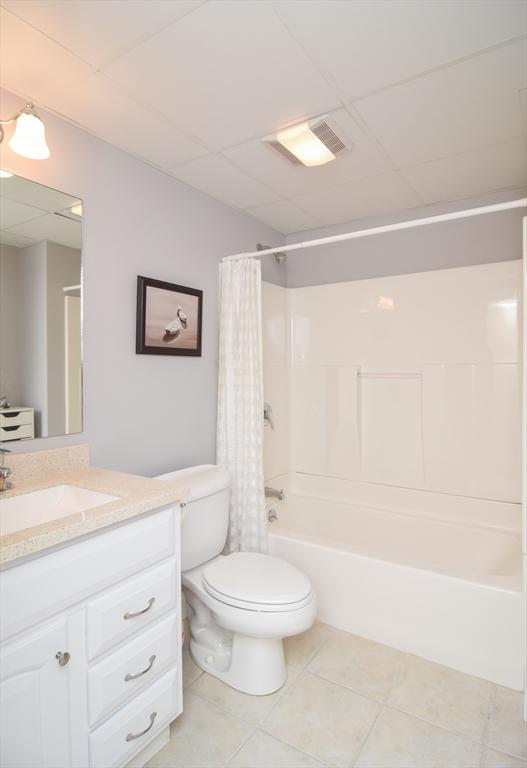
[0,103,50,160]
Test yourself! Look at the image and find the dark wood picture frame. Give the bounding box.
[136,275,203,356]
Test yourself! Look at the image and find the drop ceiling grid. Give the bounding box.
[0,0,525,234]
[264,0,428,214]
[163,3,526,226]
[0,0,208,69]
[0,5,213,167]
[264,2,526,214]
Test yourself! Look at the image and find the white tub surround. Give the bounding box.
[262,262,522,691]
[268,474,522,690]
[284,260,522,502]
[0,448,184,768]
[263,261,522,502]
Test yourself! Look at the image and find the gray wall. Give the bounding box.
[285,189,526,288]
[1,88,282,475]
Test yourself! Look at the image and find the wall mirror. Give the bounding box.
[0,173,82,441]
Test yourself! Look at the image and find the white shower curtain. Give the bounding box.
[217,257,267,553]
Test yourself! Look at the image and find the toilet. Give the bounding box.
[155,464,316,695]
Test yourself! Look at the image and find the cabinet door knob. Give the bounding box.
[126,712,157,742]
[55,651,71,666]
[124,596,155,620]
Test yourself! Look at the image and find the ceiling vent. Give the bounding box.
[263,116,350,167]
[311,120,347,155]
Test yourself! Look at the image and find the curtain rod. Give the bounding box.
[223,198,527,261]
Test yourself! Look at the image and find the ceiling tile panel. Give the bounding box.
[277,0,526,99]
[168,154,279,209]
[0,231,36,248]
[0,0,204,66]
[0,175,79,212]
[247,200,322,234]
[354,39,527,167]
[2,1,523,231]
[291,172,422,226]
[103,0,340,150]
[0,7,92,104]
[8,213,81,249]
[223,108,390,198]
[0,198,46,228]
[44,72,207,168]
[400,139,527,204]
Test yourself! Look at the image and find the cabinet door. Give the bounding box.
[1,618,73,768]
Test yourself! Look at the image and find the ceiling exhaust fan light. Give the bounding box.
[9,110,50,160]
[276,123,335,167]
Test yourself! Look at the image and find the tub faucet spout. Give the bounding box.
[265,486,285,501]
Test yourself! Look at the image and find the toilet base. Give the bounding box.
[190,631,287,695]
[185,587,288,695]
[182,564,316,696]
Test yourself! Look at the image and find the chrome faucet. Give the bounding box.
[264,486,285,501]
[0,448,13,492]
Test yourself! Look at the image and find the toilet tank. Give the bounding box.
[155,464,230,572]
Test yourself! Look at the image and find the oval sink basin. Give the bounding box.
[0,485,119,536]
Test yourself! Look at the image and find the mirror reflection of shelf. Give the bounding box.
[0,407,35,442]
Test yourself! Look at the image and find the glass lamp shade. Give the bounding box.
[8,112,50,159]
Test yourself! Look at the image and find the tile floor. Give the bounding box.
[147,621,527,768]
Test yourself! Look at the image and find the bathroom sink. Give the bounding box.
[0,485,119,536]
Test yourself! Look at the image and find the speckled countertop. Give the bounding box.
[0,466,186,566]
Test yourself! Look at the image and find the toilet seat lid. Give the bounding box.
[202,553,312,608]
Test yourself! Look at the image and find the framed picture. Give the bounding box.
[136,275,203,356]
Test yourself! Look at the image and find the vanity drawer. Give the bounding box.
[1,508,175,641]
[86,560,177,660]
[0,410,33,428]
[88,612,179,725]
[89,666,181,768]
[0,424,34,441]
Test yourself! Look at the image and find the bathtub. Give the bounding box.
[267,474,523,689]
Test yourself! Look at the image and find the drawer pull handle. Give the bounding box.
[125,654,156,681]
[126,712,157,742]
[124,597,155,620]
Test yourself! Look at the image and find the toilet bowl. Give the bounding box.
[155,465,316,695]
[183,553,316,694]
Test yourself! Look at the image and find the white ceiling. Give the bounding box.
[0,0,525,234]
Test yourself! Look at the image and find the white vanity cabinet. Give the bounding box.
[0,617,76,768]
[0,505,182,768]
